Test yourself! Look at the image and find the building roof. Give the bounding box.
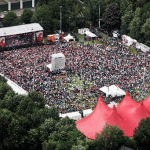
[0,23,43,36]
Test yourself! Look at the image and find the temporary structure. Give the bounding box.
[85,31,97,38]
[76,92,150,139]
[59,111,81,120]
[47,53,65,71]
[83,109,93,117]
[64,34,75,42]
[76,96,111,139]
[100,85,126,97]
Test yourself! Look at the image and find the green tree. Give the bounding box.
[120,0,132,16]
[21,8,33,24]
[3,11,18,27]
[128,16,143,40]
[0,75,7,83]
[28,91,45,109]
[27,128,41,150]
[16,96,37,116]
[141,18,150,46]
[133,117,150,149]
[87,123,136,150]
[141,2,150,23]
[0,83,13,100]
[29,106,59,129]
[121,10,134,34]
[38,118,57,143]
[31,4,57,35]
[102,2,121,32]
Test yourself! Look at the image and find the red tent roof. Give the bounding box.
[117,92,139,113]
[143,94,150,109]
[76,93,150,139]
[76,96,111,139]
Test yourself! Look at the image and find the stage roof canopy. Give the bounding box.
[0,23,43,37]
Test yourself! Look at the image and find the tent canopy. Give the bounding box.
[64,34,75,42]
[100,85,126,97]
[85,31,97,38]
[76,92,150,139]
[0,23,43,37]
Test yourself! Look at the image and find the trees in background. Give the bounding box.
[133,117,150,150]
[102,2,121,32]
[3,11,18,27]
[87,123,136,150]
[21,8,33,24]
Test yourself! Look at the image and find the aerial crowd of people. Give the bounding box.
[0,37,149,113]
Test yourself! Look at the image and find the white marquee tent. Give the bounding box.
[64,34,75,42]
[47,53,65,71]
[100,85,126,97]
[85,31,97,38]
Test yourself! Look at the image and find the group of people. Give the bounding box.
[6,33,33,48]
[0,37,149,113]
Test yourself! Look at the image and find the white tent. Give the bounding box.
[59,111,81,120]
[85,31,97,38]
[64,34,75,42]
[100,85,125,97]
[47,53,65,71]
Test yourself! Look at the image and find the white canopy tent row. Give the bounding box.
[122,35,150,52]
[64,34,75,42]
[59,111,81,120]
[100,85,126,97]
[46,53,65,72]
[0,73,28,96]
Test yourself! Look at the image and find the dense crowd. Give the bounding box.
[0,38,149,113]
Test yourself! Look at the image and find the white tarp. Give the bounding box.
[64,34,75,42]
[83,109,93,117]
[0,23,43,37]
[100,85,125,97]
[47,53,65,71]
[122,35,137,46]
[85,31,97,38]
[59,111,81,120]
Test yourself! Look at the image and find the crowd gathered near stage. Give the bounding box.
[0,38,149,113]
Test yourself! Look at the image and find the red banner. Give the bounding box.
[0,37,5,47]
[36,32,43,41]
